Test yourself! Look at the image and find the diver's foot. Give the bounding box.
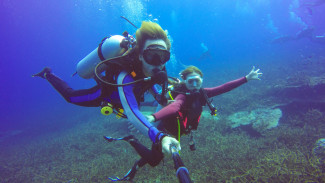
[108,160,139,182]
[32,67,52,79]
[122,135,137,142]
[103,136,123,143]
[103,135,137,143]
[123,160,139,180]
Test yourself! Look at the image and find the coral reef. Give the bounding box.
[200,110,220,121]
[1,57,325,182]
[1,108,325,182]
[229,146,325,182]
[313,138,325,171]
[227,108,282,133]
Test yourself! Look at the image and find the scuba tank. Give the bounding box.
[76,34,135,79]
[75,31,136,118]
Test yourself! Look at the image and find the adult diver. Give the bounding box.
[32,21,181,157]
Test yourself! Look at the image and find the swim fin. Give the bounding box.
[32,67,52,79]
[103,135,136,143]
[108,160,139,181]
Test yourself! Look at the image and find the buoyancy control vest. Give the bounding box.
[175,84,206,132]
[74,31,168,117]
[162,84,210,135]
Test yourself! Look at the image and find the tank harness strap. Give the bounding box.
[98,37,110,61]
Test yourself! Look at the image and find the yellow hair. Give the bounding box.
[135,21,171,53]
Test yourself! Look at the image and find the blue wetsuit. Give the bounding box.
[45,70,165,144]
[117,71,164,143]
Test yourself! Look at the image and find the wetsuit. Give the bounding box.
[122,77,248,173]
[153,77,248,136]
[44,69,166,144]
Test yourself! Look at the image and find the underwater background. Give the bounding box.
[1,0,325,182]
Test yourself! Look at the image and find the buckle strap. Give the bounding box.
[98,37,109,61]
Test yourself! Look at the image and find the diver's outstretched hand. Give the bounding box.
[245,66,262,81]
[161,136,181,155]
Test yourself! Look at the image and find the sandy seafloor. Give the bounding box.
[1,58,325,183]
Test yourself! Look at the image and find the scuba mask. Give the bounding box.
[185,75,203,90]
[143,48,170,66]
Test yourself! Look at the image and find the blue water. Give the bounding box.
[1,0,324,144]
[1,0,325,182]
